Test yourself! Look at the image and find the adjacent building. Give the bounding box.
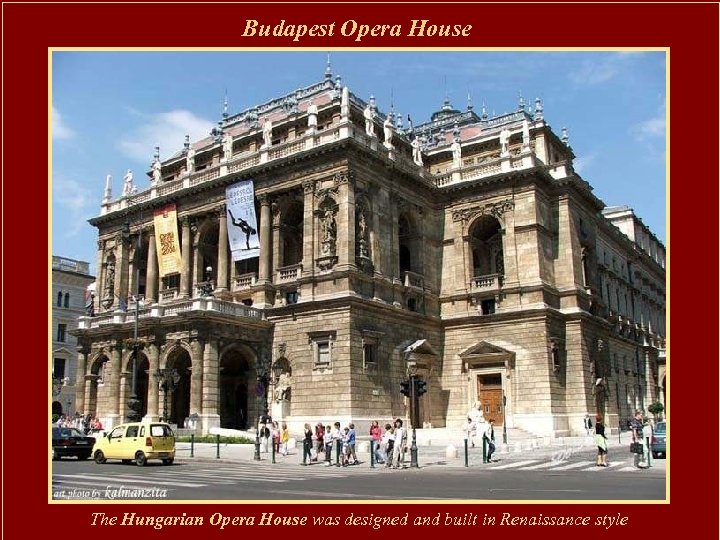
[52,256,95,416]
[72,67,666,437]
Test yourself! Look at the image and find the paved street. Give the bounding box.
[51,447,665,501]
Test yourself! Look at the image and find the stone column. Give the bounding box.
[258,195,272,283]
[145,343,160,420]
[336,172,356,271]
[217,210,229,291]
[190,338,204,416]
[106,344,122,426]
[180,217,192,298]
[75,345,89,414]
[302,181,315,276]
[390,194,401,283]
[118,372,128,422]
[116,234,130,306]
[201,338,220,433]
[146,229,158,303]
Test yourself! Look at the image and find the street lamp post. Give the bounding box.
[406,360,419,469]
[155,368,180,423]
[253,353,272,461]
[502,393,508,444]
[126,296,143,422]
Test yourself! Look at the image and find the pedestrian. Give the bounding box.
[314,422,325,461]
[584,414,593,436]
[341,427,350,467]
[302,423,313,464]
[594,414,608,467]
[382,423,394,468]
[271,421,280,454]
[392,419,406,469]
[463,417,477,448]
[347,423,358,465]
[331,421,342,466]
[483,419,496,462]
[370,420,384,464]
[280,422,289,456]
[630,410,647,468]
[323,425,334,466]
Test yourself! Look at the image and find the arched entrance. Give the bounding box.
[167,348,192,427]
[219,350,251,429]
[52,401,63,417]
[469,215,504,278]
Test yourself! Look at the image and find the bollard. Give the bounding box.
[216,434,220,459]
[272,438,276,464]
[646,436,652,467]
[336,439,341,466]
[302,441,308,466]
[370,440,375,468]
[190,434,195,458]
[464,438,468,467]
[482,436,488,463]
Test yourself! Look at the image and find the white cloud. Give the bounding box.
[568,53,636,86]
[53,176,94,211]
[53,176,96,237]
[117,109,214,163]
[52,106,75,140]
[573,152,598,176]
[632,100,666,141]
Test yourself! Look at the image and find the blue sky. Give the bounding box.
[52,51,666,275]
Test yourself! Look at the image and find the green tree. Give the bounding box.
[648,401,664,419]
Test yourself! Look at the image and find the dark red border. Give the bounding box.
[4,2,718,539]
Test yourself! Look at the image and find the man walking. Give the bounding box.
[630,410,647,468]
[483,419,496,463]
[392,419,406,469]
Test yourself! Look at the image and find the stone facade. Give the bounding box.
[72,74,665,438]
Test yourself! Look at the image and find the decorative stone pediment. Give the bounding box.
[451,199,514,223]
[459,341,515,371]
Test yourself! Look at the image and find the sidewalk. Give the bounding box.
[175,431,635,467]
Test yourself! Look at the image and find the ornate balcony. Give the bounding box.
[276,264,302,284]
[469,273,502,292]
[232,272,258,291]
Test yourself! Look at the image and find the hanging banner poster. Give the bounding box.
[226,180,260,261]
[153,203,183,277]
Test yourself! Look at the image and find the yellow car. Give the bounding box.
[93,422,175,466]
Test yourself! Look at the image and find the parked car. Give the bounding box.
[651,421,666,458]
[93,422,175,466]
[52,427,96,460]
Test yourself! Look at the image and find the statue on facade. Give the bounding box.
[411,137,423,166]
[262,118,273,148]
[102,255,116,309]
[307,102,318,129]
[364,104,375,137]
[357,210,369,258]
[122,169,135,196]
[186,147,196,173]
[85,292,95,317]
[383,115,394,149]
[451,138,462,168]
[151,159,162,184]
[274,372,291,401]
[522,119,531,149]
[320,208,336,242]
[222,132,233,160]
[500,126,511,156]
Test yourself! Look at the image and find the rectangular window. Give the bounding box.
[286,291,298,305]
[53,358,66,379]
[481,299,496,315]
[317,342,330,367]
[57,323,67,343]
[363,343,376,368]
[308,331,336,370]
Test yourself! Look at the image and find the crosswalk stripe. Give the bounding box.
[52,473,204,488]
[490,460,539,469]
[582,462,625,471]
[545,461,593,471]
[520,461,567,470]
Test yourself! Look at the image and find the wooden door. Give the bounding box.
[478,374,504,425]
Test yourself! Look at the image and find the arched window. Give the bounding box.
[469,215,503,278]
[282,201,304,266]
[57,291,63,306]
[398,212,421,274]
[64,293,70,308]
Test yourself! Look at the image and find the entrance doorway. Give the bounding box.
[477,374,504,425]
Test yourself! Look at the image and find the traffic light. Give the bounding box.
[415,379,427,397]
[400,379,411,397]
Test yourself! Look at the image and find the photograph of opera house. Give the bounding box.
[72,62,666,439]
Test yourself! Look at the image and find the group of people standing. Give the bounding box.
[591,409,656,468]
[53,413,103,434]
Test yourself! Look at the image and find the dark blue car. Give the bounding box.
[651,421,666,458]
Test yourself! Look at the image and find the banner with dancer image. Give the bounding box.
[226,180,260,261]
[153,203,183,277]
